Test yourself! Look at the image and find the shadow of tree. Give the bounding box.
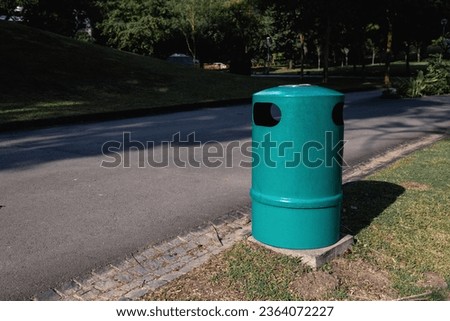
[341,180,405,235]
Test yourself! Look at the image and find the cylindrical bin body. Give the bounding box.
[250,85,344,249]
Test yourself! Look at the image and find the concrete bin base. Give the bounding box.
[248,234,353,269]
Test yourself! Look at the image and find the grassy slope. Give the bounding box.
[0,22,379,125]
[0,22,286,124]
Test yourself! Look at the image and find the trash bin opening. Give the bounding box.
[253,103,281,127]
[332,103,344,126]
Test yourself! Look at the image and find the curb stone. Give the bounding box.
[31,133,446,301]
[32,207,252,301]
[342,134,444,182]
[0,99,252,133]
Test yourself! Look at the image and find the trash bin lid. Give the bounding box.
[253,84,343,98]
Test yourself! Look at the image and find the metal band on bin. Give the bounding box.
[250,189,342,209]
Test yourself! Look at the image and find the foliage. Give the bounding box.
[0,0,18,14]
[95,0,171,55]
[94,0,273,68]
[203,0,273,74]
[409,71,427,97]
[423,55,450,95]
[12,0,97,37]
[394,70,427,97]
[74,29,94,42]
[5,0,450,81]
[165,0,223,60]
[257,1,301,65]
[394,56,450,97]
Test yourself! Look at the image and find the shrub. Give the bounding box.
[394,56,450,98]
[394,71,426,98]
[423,56,450,96]
[74,30,95,43]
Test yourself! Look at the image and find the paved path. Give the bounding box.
[0,90,449,299]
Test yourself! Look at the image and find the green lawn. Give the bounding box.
[348,138,450,298]
[270,61,428,77]
[0,22,378,127]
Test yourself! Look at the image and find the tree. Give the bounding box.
[258,0,302,69]
[167,0,223,62]
[11,0,447,74]
[374,0,447,85]
[365,24,381,65]
[15,0,98,37]
[0,0,19,17]
[211,0,273,74]
[299,0,346,83]
[96,0,171,55]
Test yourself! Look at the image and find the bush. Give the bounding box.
[394,56,450,98]
[394,70,426,98]
[74,30,95,43]
[423,56,450,96]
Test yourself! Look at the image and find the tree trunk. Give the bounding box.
[384,22,393,88]
[361,42,366,81]
[322,13,331,84]
[183,30,196,61]
[405,42,410,75]
[317,46,321,70]
[299,33,305,80]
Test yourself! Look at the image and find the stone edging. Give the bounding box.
[32,208,251,301]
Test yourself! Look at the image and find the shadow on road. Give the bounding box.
[0,92,449,171]
[0,106,252,171]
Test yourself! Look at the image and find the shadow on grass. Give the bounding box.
[341,180,405,235]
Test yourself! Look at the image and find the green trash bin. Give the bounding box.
[250,85,344,249]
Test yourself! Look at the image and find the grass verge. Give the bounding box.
[145,138,450,301]
[270,61,428,77]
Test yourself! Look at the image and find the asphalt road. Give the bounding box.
[0,90,449,300]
